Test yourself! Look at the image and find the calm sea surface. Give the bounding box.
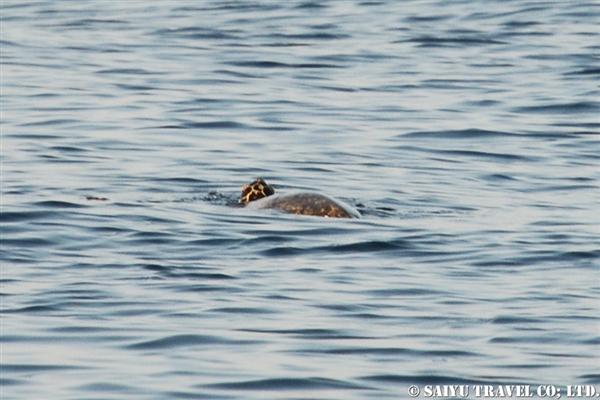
[2,1,599,399]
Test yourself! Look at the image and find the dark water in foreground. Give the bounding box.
[2,1,599,399]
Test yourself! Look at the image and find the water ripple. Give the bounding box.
[4,1,598,398]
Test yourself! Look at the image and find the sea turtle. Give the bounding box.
[239,178,361,219]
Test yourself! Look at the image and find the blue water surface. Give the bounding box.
[2,1,599,399]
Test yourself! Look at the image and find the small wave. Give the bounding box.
[125,334,235,350]
[490,316,544,325]
[143,264,236,280]
[0,378,23,387]
[3,304,62,314]
[296,1,329,10]
[565,67,600,76]
[1,237,56,248]
[481,173,519,182]
[580,374,600,384]
[126,231,173,245]
[240,327,367,340]
[1,210,55,222]
[205,377,369,390]
[259,239,412,257]
[19,118,79,127]
[182,121,248,129]
[558,250,600,261]
[96,68,157,75]
[360,374,499,386]
[366,287,445,297]
[488,336,558,344]
[268,32,349,41]
[208,307,277,314]
[114,83,155,91]
[1,364,82,373]
[154,27,239,40]
[57,19,127,28]
[35,200,86,209]
[402,128,517,139]
[513,101,600,114]
[319,347,479,357]
[75,382,135,393]
[49,145,89,153]
[227,60,343,69]
[433,149,527,162]
[403,35,506,47]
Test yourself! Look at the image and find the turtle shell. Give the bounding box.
[239,178,360,219]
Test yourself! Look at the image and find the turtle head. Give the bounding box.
[240,178,275,203]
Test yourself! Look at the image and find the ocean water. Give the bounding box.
[2,1,599,399]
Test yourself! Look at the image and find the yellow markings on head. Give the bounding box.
[240,178,275,203]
